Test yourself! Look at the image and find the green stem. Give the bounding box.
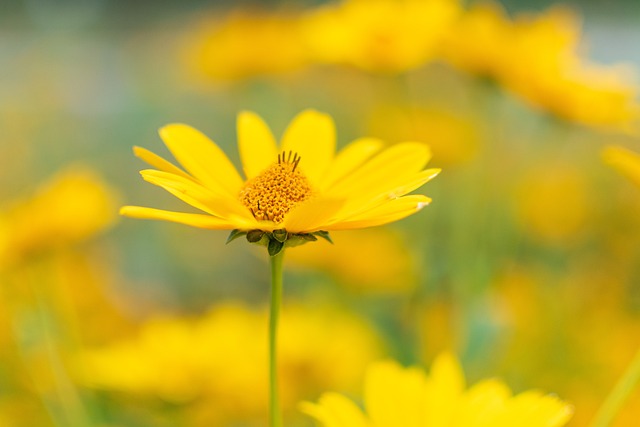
[591,346,640,427]
[269,250,285,427]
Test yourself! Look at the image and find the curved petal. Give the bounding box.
[120,206,236,230]
[325,142,432,199]
[337,168,440,219]
[319,137,385,191]
[300,393,370,427]
[364,361,428,427]
[159,124,244,197]
[453,379,510,425]
[282,197,345,233]
[280,110,336,187]
[237,111,278,180]
[324,195,431,231]
[140,169,257,224]
[503,391,573,427]
[133,146,192,180]
[423,352,466,426]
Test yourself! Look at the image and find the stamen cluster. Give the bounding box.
[239,152,313,223]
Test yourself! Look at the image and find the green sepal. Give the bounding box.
[272,228,288,243]
[268,238,285,256]
[313,230,333,244]
[285,233,316,248]
[246,229,265,243]
[226,229,246,244]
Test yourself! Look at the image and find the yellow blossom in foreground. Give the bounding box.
[0,166,118,269]
[302,0,460,73]
[121,110,439,239]
[602,145,640,187]
[185,11,308,82]
[78,302,383,425]
[443,2,640,133]
[302,353,573,427]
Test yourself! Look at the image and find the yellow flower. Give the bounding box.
[302,353,573,427]
[443,3,640,133]
[367,105,480,167]
[500,8,639,133]
[78,302,383,425]
[302,0,460,73]
[121,110,439,251]
[442,2,512,78]
[512,163,591,246]
[0,166,118,269]
[185,11,308,82]
[602,145,640,187]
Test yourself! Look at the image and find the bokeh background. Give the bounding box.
[1,0,640,426]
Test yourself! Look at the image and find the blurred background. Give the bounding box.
[1,0,640,426]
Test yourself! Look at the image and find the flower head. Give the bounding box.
[603,145,640,188]
[443,3,640,133]
[302,0,460,73]
[121,110,439,253]
[186,11,309,82]
[78,302,383,425]
[0,166,118,269]
[301,352,573,427]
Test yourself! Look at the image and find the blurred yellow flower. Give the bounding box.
[121,109,439,240]
[502,8,639,133]
[186,11,308,82]
[288,228,418,293]
[78,302,383,425]
[367,106,480,167]
[0,166,119,269]
[302,352,573,427]
[602,145,640,187]
[513,163,591,246]
[443,2,640,133]
[442,2,512,78]
[302,0,460,73]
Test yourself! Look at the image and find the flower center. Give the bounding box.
[239,151,313,223]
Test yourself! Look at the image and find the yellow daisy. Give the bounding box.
[121,110,439,254]
[301,353,573,427]
[602,145,640,188]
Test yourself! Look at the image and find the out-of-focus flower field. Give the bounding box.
[1,0,640,426]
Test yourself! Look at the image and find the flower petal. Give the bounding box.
[300,393,370,427]
[120,206,236,230]
[364,361,428,427]
[325,195,431,230]
[339,168,440,219]
[280,110,336,186]
[140,169,257,224]
[325,142,432,199]
[282,197,345,233]
[133,146,192,180]
[159,124,244,196]
[424,352,466,426]
[319,137,385,191]
[237,111,278,179]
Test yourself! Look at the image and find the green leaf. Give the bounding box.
[226,229,246,244]
[268,238,285,256]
